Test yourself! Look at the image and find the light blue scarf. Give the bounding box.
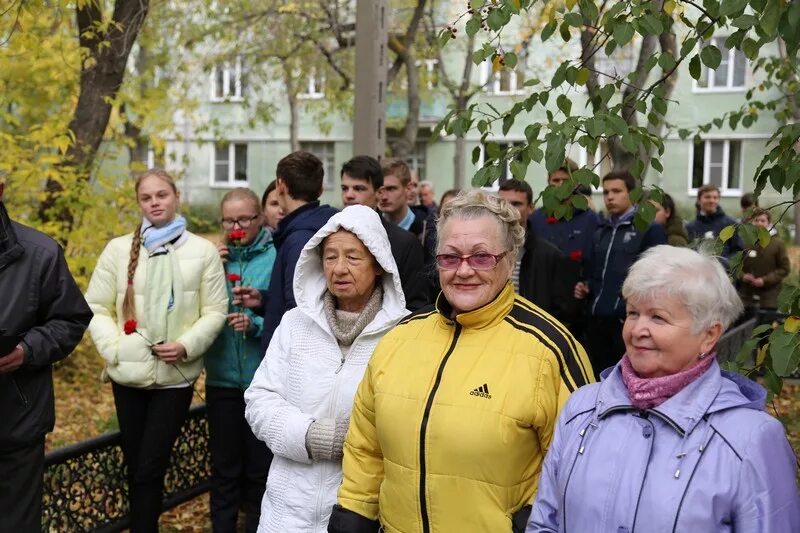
[141,215,187,255]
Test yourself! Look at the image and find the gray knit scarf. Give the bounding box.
[323,284,384,347]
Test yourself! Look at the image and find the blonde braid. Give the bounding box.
[121,223,142,321]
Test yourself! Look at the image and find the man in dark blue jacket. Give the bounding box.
[575,171,667,378]
[686,184,742,258]
[235,152,338,350]
[0,179,92,530]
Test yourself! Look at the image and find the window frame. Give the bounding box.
[480,59,526,96]
[687,139,744,196]
[298,70,325,100]
[210,56,245,102]
[692,37,747,93]
[298,140,335,190]
[209,142,249,188]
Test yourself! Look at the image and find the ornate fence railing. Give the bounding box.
[42,404,210,532]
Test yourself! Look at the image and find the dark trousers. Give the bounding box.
[207,385,272,533]
[0,439,44,533]
[112,382,193,533]
[586,316,626,380]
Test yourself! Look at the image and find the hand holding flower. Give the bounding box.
[227,312,251,333]
[151,342,187,364]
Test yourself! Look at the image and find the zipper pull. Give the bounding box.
[335,357,345,374]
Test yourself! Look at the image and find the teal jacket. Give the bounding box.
[205,228,276,389]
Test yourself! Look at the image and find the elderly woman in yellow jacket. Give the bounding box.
[328,190,594,533]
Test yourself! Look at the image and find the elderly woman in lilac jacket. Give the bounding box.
[528,245,799,533]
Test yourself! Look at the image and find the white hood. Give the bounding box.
[293,205,407,331]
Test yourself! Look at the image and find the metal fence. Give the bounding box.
[42,404,210,533]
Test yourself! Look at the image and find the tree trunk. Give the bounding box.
[282,62,301,152]
[453,134,466,190]
[39,0,150,238]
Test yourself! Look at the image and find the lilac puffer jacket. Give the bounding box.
[528,360,800,533]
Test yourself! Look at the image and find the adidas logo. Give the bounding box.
[470,383,492,399]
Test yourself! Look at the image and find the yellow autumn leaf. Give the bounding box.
[756,344,768,366]
[785,316,800,334]
[512,0,521,9]
[664,0,677,15]
[492,54,504,74]
[566,0,578,9]
[719,224,735,242]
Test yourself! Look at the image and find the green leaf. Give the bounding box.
[689,54,701,80]
[438,30,452,49]
[778,285,800,315]
[472,48,487,65]
[680,37,697,57]
[470,0,486,9]
[575,67,590,86]
[742,38,760,60]
[650,158,663,172]
[557,94,572,116]
[769,327,800,376]
[551,63,568,87]
[763,365,783,395]
[658,52,677,71]
[541,20,558,42]
[487,8,505,30]
[472,146,482,165]
[652,96,668,116]
[735,338,759,364]
[466,17,481,37]
[607,114,628,135]
[738,223,759,247]
[524,123,541,142]
[560,21,572,42]
[545,134,568,173]
[700,45,722,69]
[639,14,664,35]
[504,52,518,69]
[571,194,589,210]
[758,226,772,248]
[613,22,634,46]
[760,0,781,38]
[564,12,583,27]
[510,159,528,181]
[731,14,758,29]
[769,165,786,191]
[719,224,736,242]
[719,0,748,17]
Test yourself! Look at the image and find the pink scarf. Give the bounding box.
[620,354,715,410]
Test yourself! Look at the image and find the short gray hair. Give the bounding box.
[436,189,525,256]
[420,180,434,190]
[622,245,743,332]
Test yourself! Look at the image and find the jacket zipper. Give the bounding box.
[561,424,591,532]
[649,409,685,437]
[592,225,619,315]
[419,323,462,533]
[11,375,28,407]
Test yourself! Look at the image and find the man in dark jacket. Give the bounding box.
[498,180,576,324]
[258,152,338,350]
[686,184,742,258]
[0,179,92,530]
[340,156,429,310]
[575,171,667,378]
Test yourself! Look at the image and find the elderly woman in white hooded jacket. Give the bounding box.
[244,205,408,533]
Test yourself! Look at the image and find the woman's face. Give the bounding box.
[623,294,722,378]
[438,216,513,314]
[137,176,179,227]
[263,189,284,229]
[323,230,381,312]
[222,198,262,246]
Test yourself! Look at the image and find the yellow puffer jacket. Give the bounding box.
[332,282,594,533]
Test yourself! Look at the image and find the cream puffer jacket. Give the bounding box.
[244,205,408,533]
[85,231,228,387]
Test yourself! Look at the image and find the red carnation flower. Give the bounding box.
[227,273,242,283]
[123,320,138,335]
[569,250,583,262]
[228,229,247,241]
[546,216,558,224]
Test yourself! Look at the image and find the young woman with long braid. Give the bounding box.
[85,169,228,532]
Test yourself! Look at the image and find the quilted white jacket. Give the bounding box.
[244,205,407,533]
[85,231,228,387]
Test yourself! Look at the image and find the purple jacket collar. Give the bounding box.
[596,359,766,436]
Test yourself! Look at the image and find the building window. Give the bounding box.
[211,57,246,101]
[690,139,742,193]
[481,55,526,95]
[403,141,427,180]
[299,71,325,99]
[212,142,248,185]
[299,141,335,189]
[695,37,746,91]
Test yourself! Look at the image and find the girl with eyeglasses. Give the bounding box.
[85,169,228,532]
[206,187,277,532]
[329,190,594,533]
